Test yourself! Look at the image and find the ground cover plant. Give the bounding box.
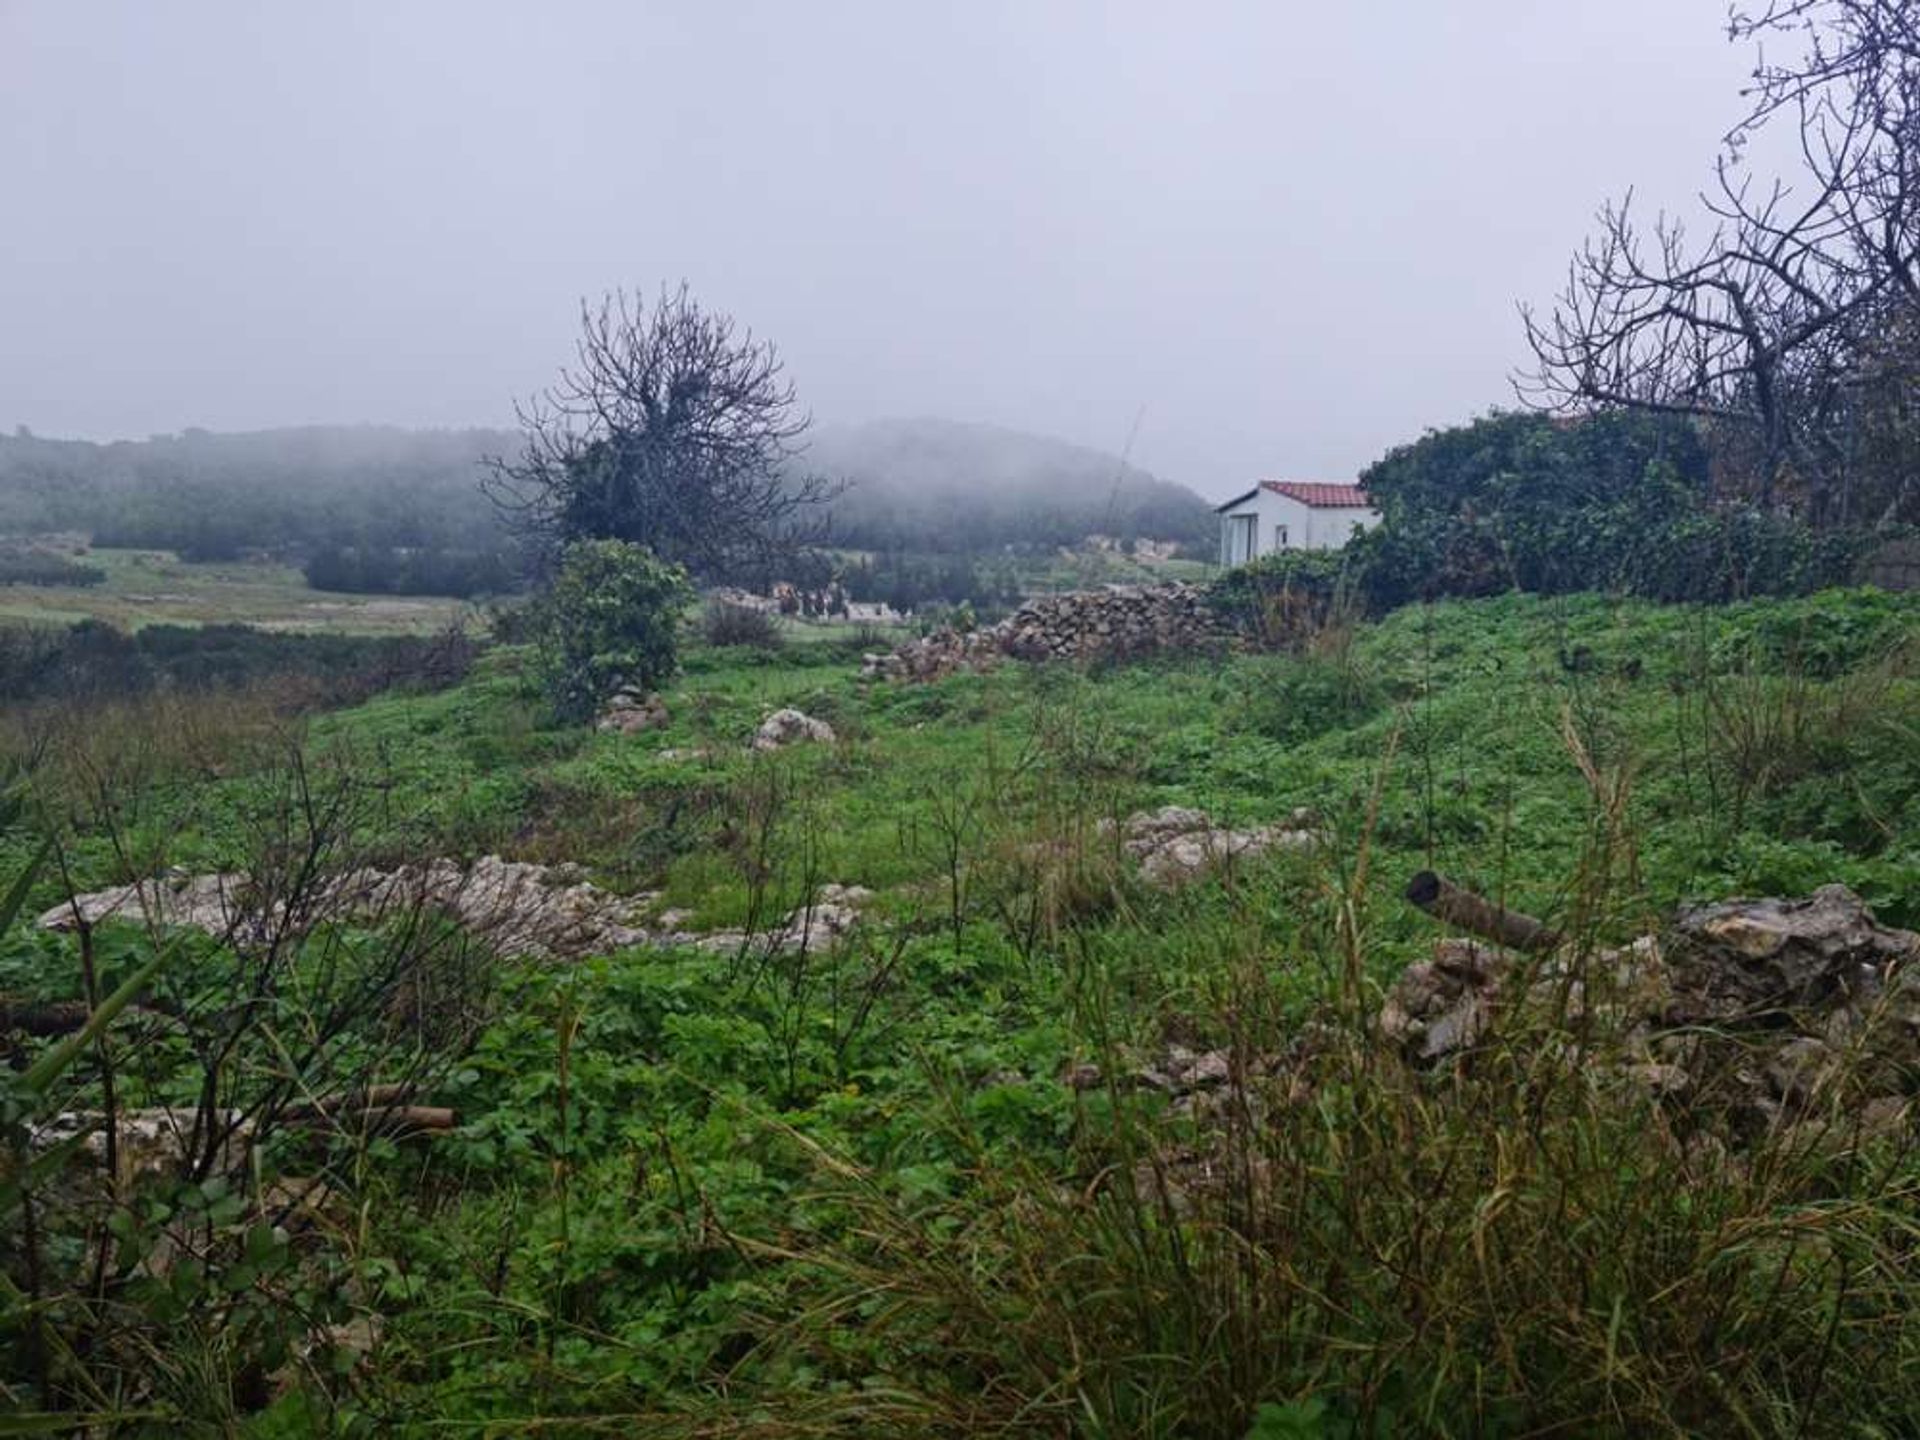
[0,586,1916,1436]
[0,548,470,636]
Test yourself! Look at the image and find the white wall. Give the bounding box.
[1217,489,1380,563]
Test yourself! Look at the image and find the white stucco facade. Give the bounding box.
[1216,482,1380,565]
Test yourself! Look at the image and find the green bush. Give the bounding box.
[700,598,785,650]
[1354,411,1888,608]
[533,539,690,722]
[0,546,105,588]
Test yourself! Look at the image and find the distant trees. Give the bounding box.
[485,286,841,583]
[839,550,1021,614]
[303,545,515,598]
[0,546,105,588]
[1521,0,1920,525]
[0,427,518,586]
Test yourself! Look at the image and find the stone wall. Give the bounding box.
[862,583,1233,681]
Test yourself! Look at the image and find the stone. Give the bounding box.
[861,583,1237,682]
[596,690,669,735]
[695,882,873,955]
[1104,805,1318,889]
[752,708,835,751]
[1665,883,1915,1025]
[1376,884,1920,1151]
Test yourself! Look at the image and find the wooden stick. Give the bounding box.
[281,1082,418,1122]
[1405,871,1562,954]
[0,998,93,1036]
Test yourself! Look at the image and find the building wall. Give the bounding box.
[1217,489,1380,563]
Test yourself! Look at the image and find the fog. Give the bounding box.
[1,2,1752,500]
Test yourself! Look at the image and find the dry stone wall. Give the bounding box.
[862,583,1234,681]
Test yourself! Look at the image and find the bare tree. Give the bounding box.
[485,285,843,581]
[1520,0,1920,523]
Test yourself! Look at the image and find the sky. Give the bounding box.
[1,2,1758,501]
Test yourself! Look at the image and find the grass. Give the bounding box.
[0,546,471,635]
[2,586,1917,1435]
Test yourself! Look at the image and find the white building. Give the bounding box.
[1215,481,1380,565]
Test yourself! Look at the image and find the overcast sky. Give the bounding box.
[2,2,1756,500]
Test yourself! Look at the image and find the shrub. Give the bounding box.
[1217,410,1897,618]
[1209,547,1365,647]
[0,546,106,588]
[700,599,785,650]
[304,544,518,598]
[0,619,478,711]
[532,539,690,722]
[1232,648,1384,745]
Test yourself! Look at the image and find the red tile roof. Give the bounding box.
[1260,480,1372,508]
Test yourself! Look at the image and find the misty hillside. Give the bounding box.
[0,418,1214,563]
[0,425,511,558]
[807,417,1214,552]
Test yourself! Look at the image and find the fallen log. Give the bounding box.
[281,1083,419,1122]
[0,998,93,1037]
[1405,871,1562,954]
[0,994,183,1037]
[282,1085,456,1136]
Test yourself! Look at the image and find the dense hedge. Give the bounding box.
[1213,412,1897,630]
[0,619,476,707]
[0,547,106,588]
[304,545,518,599]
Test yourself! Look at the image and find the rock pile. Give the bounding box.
[696,882,873,955]
[43,857,668,962]
[1106,805,1318,888]
[43,861,874,964]
[861,583,1233,681]
[1380,883,1919,1137]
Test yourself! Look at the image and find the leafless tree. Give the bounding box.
[1520,0,1920,523]
[484,285,843,581]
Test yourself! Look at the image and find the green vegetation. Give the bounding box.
[0,548,469,635]
[2,584,1915,1434]
[0,546,105,589]
[1353,412,1885,607]
[0,418,1214,610]
[531,540,692,722]
[0,618,477,710]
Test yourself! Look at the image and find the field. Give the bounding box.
[0,546,469,634]
[1005,546,1214,593]
[4,586,1918,1435]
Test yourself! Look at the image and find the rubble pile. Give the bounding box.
[43,862,872,962]
[1380,882,1919,1136]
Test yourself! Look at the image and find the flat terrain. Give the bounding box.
[0,546,470,634]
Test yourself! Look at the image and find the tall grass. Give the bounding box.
[680,722,1919,1438]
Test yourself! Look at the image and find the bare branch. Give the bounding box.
[484,285,845,583]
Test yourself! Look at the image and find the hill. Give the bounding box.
[0,424,511,560]
[805,416,1214,552]
[0,419,1216,567]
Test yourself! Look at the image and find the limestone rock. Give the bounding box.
[596,689,669,735]
[1377,884,1920,1147]
[696,882,873,955]
[752,708,835,751]
[862,583,1236,682]
[1106,805,1317,888]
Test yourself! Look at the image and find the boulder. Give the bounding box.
[753,708,835,750]
[696,882,874,955]
[1106,805,1317,888]
[596,689,669,735]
